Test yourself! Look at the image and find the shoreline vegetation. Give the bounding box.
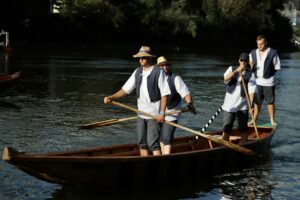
[0,0,298,51]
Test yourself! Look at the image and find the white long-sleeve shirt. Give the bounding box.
[222,66,256,113]
[249,48,281,86]
[122,66,170,119]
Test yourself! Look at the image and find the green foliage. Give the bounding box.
[136,0,201,37]
[0,0,294,48]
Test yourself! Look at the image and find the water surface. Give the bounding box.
[0,47,299,199]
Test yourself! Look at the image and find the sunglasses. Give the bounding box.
[139,57,149,60]
[240,60,248,62]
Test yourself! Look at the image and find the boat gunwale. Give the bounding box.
[4,126,275,162]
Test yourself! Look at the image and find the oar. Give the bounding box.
[240,72,260,139]
[110,101,256,156]
[81,109,190,129]
[80,117,137,129]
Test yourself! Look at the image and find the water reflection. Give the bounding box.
[50,177,217,200]
[215,164,275,199]
[49,162,274,200]
[48,150,273,199]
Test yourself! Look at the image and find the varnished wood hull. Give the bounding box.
[3,126,275,187]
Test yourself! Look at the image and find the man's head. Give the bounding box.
[133,46,155,67]
[157,56,171,73]
[256,35,268,51]
[239,52,250,68]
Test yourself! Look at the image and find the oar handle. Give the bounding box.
[111,101,256,156]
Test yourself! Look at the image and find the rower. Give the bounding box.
[157,56,196,154]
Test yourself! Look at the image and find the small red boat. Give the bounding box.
[0,71,21,84]
[0,71,21,91]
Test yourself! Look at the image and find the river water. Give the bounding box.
[0,47,299,199]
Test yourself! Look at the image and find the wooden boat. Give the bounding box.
[0,71,21,84]
[2,125,275,188]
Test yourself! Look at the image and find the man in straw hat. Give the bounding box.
[222,52,256,144]
[157,56,196,154]
[104,46,170,156]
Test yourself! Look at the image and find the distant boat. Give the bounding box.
[0,71,21,85]
[2,125,276,187]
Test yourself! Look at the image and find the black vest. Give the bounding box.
[225,66,252,97]
[251,48,277,78]
[135,66,161,102]
[166,72,182,110]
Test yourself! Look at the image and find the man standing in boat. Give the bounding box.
[222,53,256,144]
[248,35,281,126]
[104,46,170,156]
[157,56,196,154]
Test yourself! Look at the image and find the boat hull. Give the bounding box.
[3,126,275,187]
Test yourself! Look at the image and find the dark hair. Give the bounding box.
[256,34,267,41]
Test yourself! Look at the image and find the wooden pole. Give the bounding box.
[240,72,260,139]
[80,117,137,129]
[111,101,257,156]
[81,109,190,129]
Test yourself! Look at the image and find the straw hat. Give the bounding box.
[133,46,155,58]
[157,56,171,66]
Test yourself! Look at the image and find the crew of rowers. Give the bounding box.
[104,34,281,156]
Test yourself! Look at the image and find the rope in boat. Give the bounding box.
[196,106,223,139]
